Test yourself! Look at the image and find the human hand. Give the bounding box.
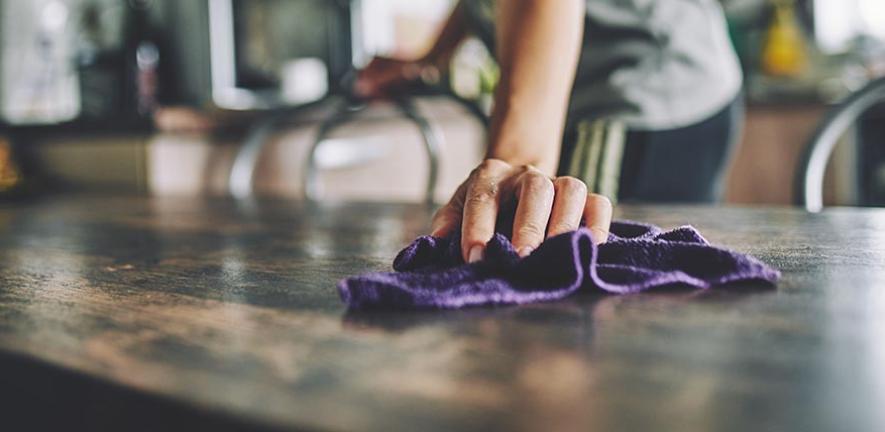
[431,159,613,263]
[354,56,434,98]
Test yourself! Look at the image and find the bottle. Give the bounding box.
[122,0,164,123]
[761,0,809,78]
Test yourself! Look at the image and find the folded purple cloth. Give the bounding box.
[338,220,780,310]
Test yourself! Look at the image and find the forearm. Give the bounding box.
[487,0,585,176]
[420,1,470,69]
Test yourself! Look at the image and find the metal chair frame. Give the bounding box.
[302,97,442,205]
[795,77,885,212]
[225,0,489,203]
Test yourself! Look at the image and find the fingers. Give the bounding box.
[430,206,460,239]
[583,193,613,245]
[355,69,400,97]
[461,160,511,263]
[437,158,612,264]
[511,169,556,257]
[355,58,419,98]
[430,182,469,238]
[547,176,588,238]
[355,58,394,96]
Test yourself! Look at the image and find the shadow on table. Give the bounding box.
[340,281,775,333]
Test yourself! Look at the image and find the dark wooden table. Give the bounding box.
[1,195,884,431]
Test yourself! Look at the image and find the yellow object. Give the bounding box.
[762,0,809,78]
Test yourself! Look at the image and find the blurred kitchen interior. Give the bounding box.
[0,0,883,206]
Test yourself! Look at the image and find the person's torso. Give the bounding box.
[464,0,743,130]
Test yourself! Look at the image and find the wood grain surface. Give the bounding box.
[1,195,884,431]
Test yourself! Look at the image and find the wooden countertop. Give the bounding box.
[1,195,883,431]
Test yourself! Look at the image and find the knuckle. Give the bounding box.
[516,222,546,240]
[449,182,469,205]
[555,176,588,195]
[518,164,534,174]
[478,158,510,173]
[522,172,554,195]
[470,168,496,183]
[468,164,485,180]
[465,183,499,206]
[465,195,492,209]
[586,193,613,210]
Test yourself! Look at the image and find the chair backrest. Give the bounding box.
[795,77,885,212]
[302,97,442,205]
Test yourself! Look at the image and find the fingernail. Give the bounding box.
[589,228,609,245]
[468,245,484,263]
[518,246,534,258]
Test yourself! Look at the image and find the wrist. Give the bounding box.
[401,59,442,87]
[486,135,560,176]
[485,151,558,176]
[487,109,561,176]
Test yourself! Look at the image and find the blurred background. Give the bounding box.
[0,0,883,207]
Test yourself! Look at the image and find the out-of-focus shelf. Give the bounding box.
[11,97,486,203]
[1,118,154,139]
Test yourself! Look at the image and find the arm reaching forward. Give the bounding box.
[432,0,613,263]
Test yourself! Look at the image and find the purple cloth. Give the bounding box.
[338,220,780,310]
